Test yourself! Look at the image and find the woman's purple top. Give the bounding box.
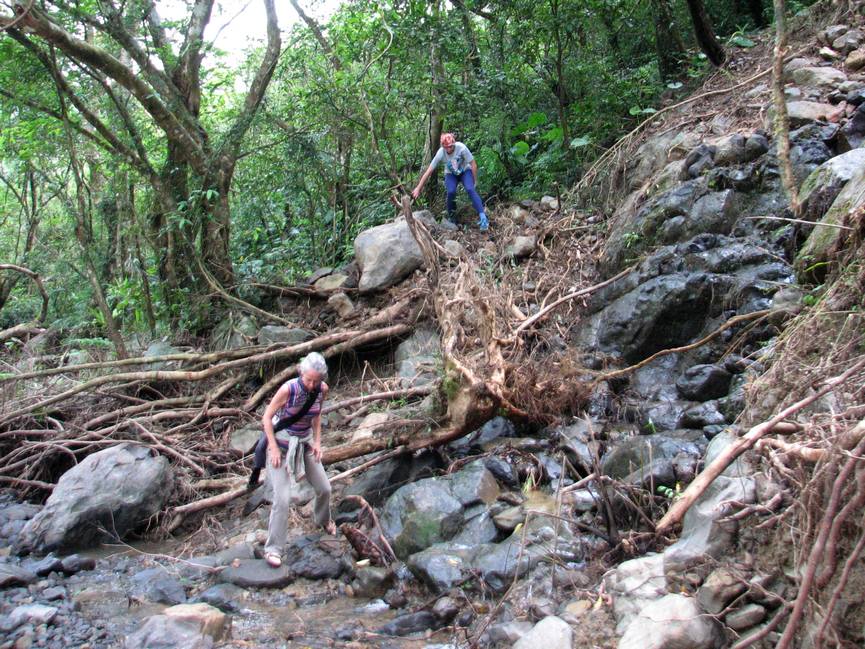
[273,377,324,439]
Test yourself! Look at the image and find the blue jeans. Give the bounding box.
[445,170,484,220]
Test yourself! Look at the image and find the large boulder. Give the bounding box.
[618,594,724,649]
[354,217,424,292]
[799,149,865,222]
[380,479,465,557]
[580,235,793,364]
[16,444,172,554]
[796,164,865,282]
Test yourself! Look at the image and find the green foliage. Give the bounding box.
[0,0,791,337]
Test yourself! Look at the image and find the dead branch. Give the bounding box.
[655,356,865,535]
[755,437,825,462]
[511,266,634,337]
[330,446,407,484]
[1,329,362,425]
[322,385,434,415]
[598,309,773,381]
[167,485,248,532]
[776,434,865,649]
[242,323,413,411]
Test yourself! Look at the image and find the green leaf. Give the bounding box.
[569,135,591,148]
[666,81,683,90]
[541,126,563,143]
[526,111,547,128]
[731,35,756,48]
[511,141,530,157]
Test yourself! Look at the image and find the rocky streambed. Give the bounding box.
[3,16,865,649]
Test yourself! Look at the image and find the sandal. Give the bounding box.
[265,552,282,568]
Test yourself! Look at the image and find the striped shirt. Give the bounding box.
[273,377,324,440]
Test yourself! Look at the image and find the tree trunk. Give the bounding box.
[653,0,688,81]
[685,0,726,66]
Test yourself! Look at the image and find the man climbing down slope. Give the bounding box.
[412,132,490,231]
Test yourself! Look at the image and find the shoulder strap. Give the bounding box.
[273,384,320,433]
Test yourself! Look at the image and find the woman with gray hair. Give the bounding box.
[259,351,335,567]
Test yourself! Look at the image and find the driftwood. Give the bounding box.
[656,356,865,535]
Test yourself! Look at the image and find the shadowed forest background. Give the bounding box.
[0,0,793,340]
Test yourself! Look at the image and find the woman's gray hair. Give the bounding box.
[299,351,328,378]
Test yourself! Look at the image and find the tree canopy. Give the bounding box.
[0,0,799,341]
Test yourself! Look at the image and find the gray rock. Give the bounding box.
[41,586,66,601]
[604,553,668,632]
[799,149,865,222]
[443,239,464,258]
[190,584,245,613]
[451,508,499,545]
[131,567,187,605]
[431,595,459,622]
[211,315,257,351]
[726,603,766,630]
[7,604,57,628]
[395,328,439,365]
[256,326,314,346]
[407,543,475,593]
[283,535,343,580]
[380,479,464,558]
[16,444,172,554]
[513,615,573,649]
[682,401,728,428]
[0,563,37,588]
[847,47,865,70]
[833,29,863,54]
[796,165,865,281]
[745,133,770,158]
[26,555,63,577]
[676,365,733,401]
[125,615,213,649]
[378,611,439,636]
[353,566,393,598]
[327,292,355,318]
[842,102,865,148]
[448,462,499,507]
[488,620,534,644]
[229,426,259,455]
[601,435,702,480]
[619,594,724,649]
[483,456,519,487]
[780,101,838,127]
[697,568,749,615]
[354,219,424,292]
[304,266,334,285]
[791,66,847,90]
[504,235,537,260]
[451,416,516,451]
[664,473,755,571]
[823,25,849,44]
[712,134,749,166]
[584,235,792,363]
[60,554,95,575]
[143,340,182,370]
[218,559,293,589]
[313,273,348,292]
